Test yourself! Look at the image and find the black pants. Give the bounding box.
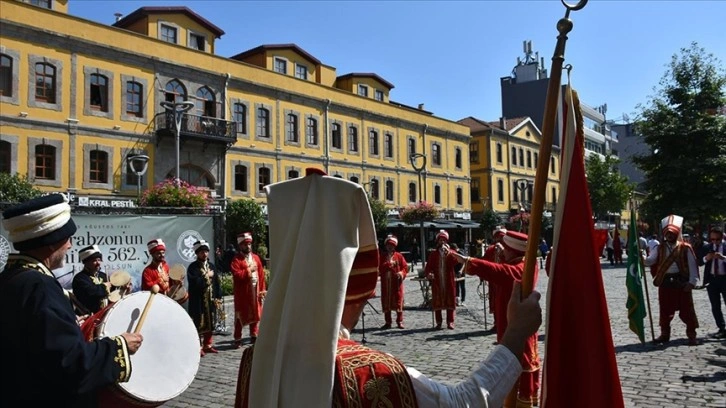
[456,279,466,303]
[707,275,726,330]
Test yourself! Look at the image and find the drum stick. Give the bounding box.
[134,286,160,334]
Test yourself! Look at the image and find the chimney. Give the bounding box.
[499,116,506,130]
[114,13,123,22]
[418,103,425,111]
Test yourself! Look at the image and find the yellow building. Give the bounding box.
[459,116,560,224]
[0,1,471,221]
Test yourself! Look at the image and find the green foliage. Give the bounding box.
[633,42,726,225]
[586,154,634,220]
[225,198,267,250]
[219,273,233,296]
[400,201,439,224]
[479,208,502,238]
[140,178,210,208]
[0,173,42,203]
[368,196,389,239]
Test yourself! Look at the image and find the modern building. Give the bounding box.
[499,41,618,160]
[0,1,472,231]
[611,123,647,188]
[459,116,560,225]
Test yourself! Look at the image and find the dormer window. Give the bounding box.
[274,58,287,74]
[295,64,308,80]
[189,32,205,51]
[160,24,178,44]
[374,90,384,101]
[357,84,368,97]
[30,0,51,8]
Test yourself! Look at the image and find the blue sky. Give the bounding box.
[70,0,724,124]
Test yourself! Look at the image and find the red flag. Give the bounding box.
[541,83,624,406]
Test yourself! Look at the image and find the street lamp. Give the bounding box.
[160,100,195,186]
[126,153,149,202]
[410,153,428,270]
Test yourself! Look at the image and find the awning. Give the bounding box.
[450,220,481,229]
[386,220,461,229]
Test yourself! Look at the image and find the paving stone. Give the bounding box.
[160,259,726,407]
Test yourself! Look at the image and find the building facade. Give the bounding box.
[499,41,618,160]
[0,1,472,222]
[459,116,560,223]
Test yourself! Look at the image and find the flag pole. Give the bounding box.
[635,202,656,342]
[522,0,588,297]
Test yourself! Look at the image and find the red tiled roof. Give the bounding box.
[230,44,321,66]
[337,73,395,90]
[486,117,528,131]
[457,116,497,133]
[113,7,225,38]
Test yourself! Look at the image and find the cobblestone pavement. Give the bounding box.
[164,258,725,407]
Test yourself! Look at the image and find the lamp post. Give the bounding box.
[126,153,149,202]
[514,178,532,232]
[160,100,195,186]
[410,153,428,271]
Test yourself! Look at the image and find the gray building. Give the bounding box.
[500,41,617,159]
[611,123,648,188]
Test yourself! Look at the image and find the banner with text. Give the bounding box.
[1,214,214,291]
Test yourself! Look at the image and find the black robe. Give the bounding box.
[187,260,222,333]
[0,255,131,407]
[72,269,109,314]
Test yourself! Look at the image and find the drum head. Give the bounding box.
[169,264,186,281]
[110,271,131,287]
[99,291,200,403]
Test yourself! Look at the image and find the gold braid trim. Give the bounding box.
[112,336,132,383]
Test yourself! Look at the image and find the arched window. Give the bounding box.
[348,126,358,152]
[287,114,299,143]
[1,54,13,98]
[234,165,248,192]
[233,103,247,133]
[35,144,56,180]
[511,147,517,165]
[370,179,379,200]
[0,140,11,173]
[384,133,393,158]
[89,73,109,112]
[164,80,186,103]
[331,123,342,149]
[369,130,379,156]
[455,148,462,169]
[257,108,270,138]
[432,144,441,165]
[497,179,504,202]
[456,187,463,206]
[258,167,271,191]
[408,183,416,202]
[35,62,56,103]
[496,143,503,163]
[385,180,394,201]
[434,185,441,204]
[194,86,215,117]
[89,150,108,183]
[165,165,215,188]
[408,138,416,162]
[306,117,318,145]
[126,81,143,117]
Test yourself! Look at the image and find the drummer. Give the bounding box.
[142,238,171,295]
[0,194,143,406]
[72,244,112,313]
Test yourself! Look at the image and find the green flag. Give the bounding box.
[626,211,647,343]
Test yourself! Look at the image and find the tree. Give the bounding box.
[480,208,502,239]
[368,196,389,240]
[586,154,634,221]
[0,173,42,203]
[633,42,726,226]
[225,199,267,251]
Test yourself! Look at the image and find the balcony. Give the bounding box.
[155,112,237,147]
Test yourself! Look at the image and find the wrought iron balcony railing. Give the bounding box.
[155,112,237,145]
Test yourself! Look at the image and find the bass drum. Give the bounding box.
[94,291,200,407]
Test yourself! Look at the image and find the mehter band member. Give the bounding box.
[0,194,142,407]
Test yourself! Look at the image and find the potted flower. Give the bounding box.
[400,201,439,225]
[140,178,211,208]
